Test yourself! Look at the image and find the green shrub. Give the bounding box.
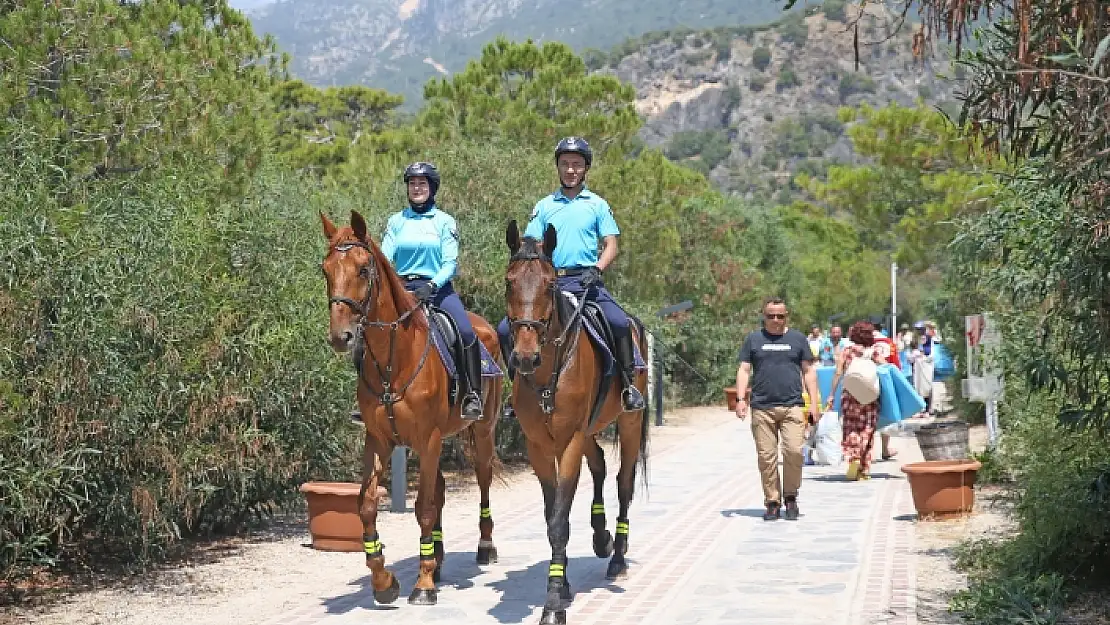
[839,73,877,101]
[750,74,769,92]
[779,14,810,46]
[823,0,848,22]
[777,65,801,90]
[0,147,361,577]
[752,46,772,71]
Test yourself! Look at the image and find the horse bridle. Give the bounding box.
[506,252,589,415]
[327,240,433,439]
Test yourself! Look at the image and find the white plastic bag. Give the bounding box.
[812,411,843,466]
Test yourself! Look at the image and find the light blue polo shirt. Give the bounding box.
[523,187,620,269]
[380,205,459,287]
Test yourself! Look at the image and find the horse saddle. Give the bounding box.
[554,290,648,427]
[424,305,503,406]
[555,291,647,377]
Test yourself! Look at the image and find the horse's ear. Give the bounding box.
[543,224,557,259]
[350,210,368,242]
[320,211,338,240]
[506,220,520,255]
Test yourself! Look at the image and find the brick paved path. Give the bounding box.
[264,416,919,625]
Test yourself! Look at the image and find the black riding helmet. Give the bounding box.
[554,136,593,169]
[403,161,440,212]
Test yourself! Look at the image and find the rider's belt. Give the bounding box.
[402,275,432,282]
[555,267,588,277]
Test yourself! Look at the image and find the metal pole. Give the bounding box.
[986,400,999,449]
[891,262,898,333]
[653,335,664,426]
[390,446,407,512]
[646,333,655,424]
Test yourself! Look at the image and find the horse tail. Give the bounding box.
[636,319,650,494]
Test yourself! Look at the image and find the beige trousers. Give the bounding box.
[751,406,806,504]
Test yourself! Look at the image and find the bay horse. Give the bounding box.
[503,221,650,625]
[320,210,503,606]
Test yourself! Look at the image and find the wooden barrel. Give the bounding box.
[914,420,970,461]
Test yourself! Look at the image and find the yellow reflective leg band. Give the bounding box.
[432,530,443,542]
[548,563,565,578]
[591,503,605,515]
[363,539,382,555]
[479,507,492,519]
[420,541,435,557]
[616,521,630,535]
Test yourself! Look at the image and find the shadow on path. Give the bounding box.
[487,556,623,624]
[318,550,488,614]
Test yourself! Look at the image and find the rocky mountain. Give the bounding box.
[596,2,961,195]
[242,0,790,104]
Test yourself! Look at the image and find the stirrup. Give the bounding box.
[461,392,483,421]
[621,386,645,411]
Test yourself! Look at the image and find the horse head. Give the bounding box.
[504,220,558,375]
[320,210,380,353]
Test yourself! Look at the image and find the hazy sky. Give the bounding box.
[228,0,275,10]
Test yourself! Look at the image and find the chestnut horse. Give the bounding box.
[320,210,503,606]
[504,222,649,625]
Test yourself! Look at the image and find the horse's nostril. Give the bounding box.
[341,331,354,344]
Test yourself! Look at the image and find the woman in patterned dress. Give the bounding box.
[825,321,886,480]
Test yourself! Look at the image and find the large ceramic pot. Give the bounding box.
[300,482,387,552]
[724,386,738,411]
[901,459,982,520]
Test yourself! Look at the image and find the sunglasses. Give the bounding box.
[764,313,787,320]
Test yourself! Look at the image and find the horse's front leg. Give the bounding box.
[540,430,587,625]
[360,435,400,604]
[408,430,444,605]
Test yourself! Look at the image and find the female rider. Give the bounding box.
[379,161,484,420]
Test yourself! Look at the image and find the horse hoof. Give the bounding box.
[593,530,614,558]
[605,559,628,580]
[407,587,437,606]
[476,545,499,565]
[539,608,567,625]
[373,576,400,605]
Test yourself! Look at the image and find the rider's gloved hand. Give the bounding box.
[413,282,437,303]
[580,266,602,289]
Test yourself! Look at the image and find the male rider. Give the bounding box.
[498,136,646,416]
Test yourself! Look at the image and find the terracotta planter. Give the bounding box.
[901,459,982,520]
[724,386,738,411]
[300,482,388,552]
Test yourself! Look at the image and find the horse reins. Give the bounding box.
[329,241,434,440]
[506,251,588,416]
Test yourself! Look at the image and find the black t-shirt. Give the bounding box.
[738,328,813,410]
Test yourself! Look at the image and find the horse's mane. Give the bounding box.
[334,226,427,331]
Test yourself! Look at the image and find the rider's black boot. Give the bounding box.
[614,332,645,412]
[461,340,484,421]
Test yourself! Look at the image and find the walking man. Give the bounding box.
[734,297,822,520]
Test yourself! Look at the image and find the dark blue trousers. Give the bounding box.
[497,276,630,349]
[405,279,476,346]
